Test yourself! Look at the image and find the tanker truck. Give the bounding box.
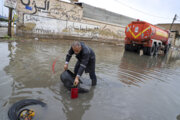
[125,20,171,56]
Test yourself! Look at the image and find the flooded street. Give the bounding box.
[1,40,180,120]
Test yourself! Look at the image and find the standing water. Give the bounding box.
[0,40,180,120]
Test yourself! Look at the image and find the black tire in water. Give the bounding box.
[8,99,46,120]
[60,70,89,93]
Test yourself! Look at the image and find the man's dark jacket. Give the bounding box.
[66,42,95,76]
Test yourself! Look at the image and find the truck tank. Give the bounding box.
[125,20,170,56]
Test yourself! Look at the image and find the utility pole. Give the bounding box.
[4,0,16,37]
[8,8,13,37]
[2,0,3,16]
[169,14,177,31]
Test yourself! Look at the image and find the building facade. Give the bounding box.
[16,0,135,43]
[157,24,180,46]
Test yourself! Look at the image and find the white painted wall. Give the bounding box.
[17,0,125,41]
[175,38,180,46]
[24,14,99,37]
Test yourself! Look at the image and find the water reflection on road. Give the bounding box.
[0,40,180,120]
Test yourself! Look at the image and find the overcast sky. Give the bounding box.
[1,0,180,24]
[0,0,9,17]
[64,0,180,24]
[77,0,180,24]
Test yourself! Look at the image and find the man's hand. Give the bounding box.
[74,76,79,86]
[64,64,68,70]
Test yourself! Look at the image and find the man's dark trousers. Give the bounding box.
[74,59,97,86]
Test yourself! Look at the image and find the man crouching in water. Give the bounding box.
[64,41,97,86]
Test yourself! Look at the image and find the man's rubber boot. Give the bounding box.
[92,79,97,86]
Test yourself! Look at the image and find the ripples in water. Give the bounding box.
[0,40,180,120]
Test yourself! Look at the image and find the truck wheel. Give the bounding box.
[154,45,159,56]
[125,44,130,51]
[164,45,169,54]
[147,45,155,56]
[143,47,147,55]
[133,46,138,52]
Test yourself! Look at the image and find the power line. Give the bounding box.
[113,0,174,20]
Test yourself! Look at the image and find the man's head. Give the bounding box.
[72,41,82,54]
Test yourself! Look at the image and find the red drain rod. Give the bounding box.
[52,56,61,74]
